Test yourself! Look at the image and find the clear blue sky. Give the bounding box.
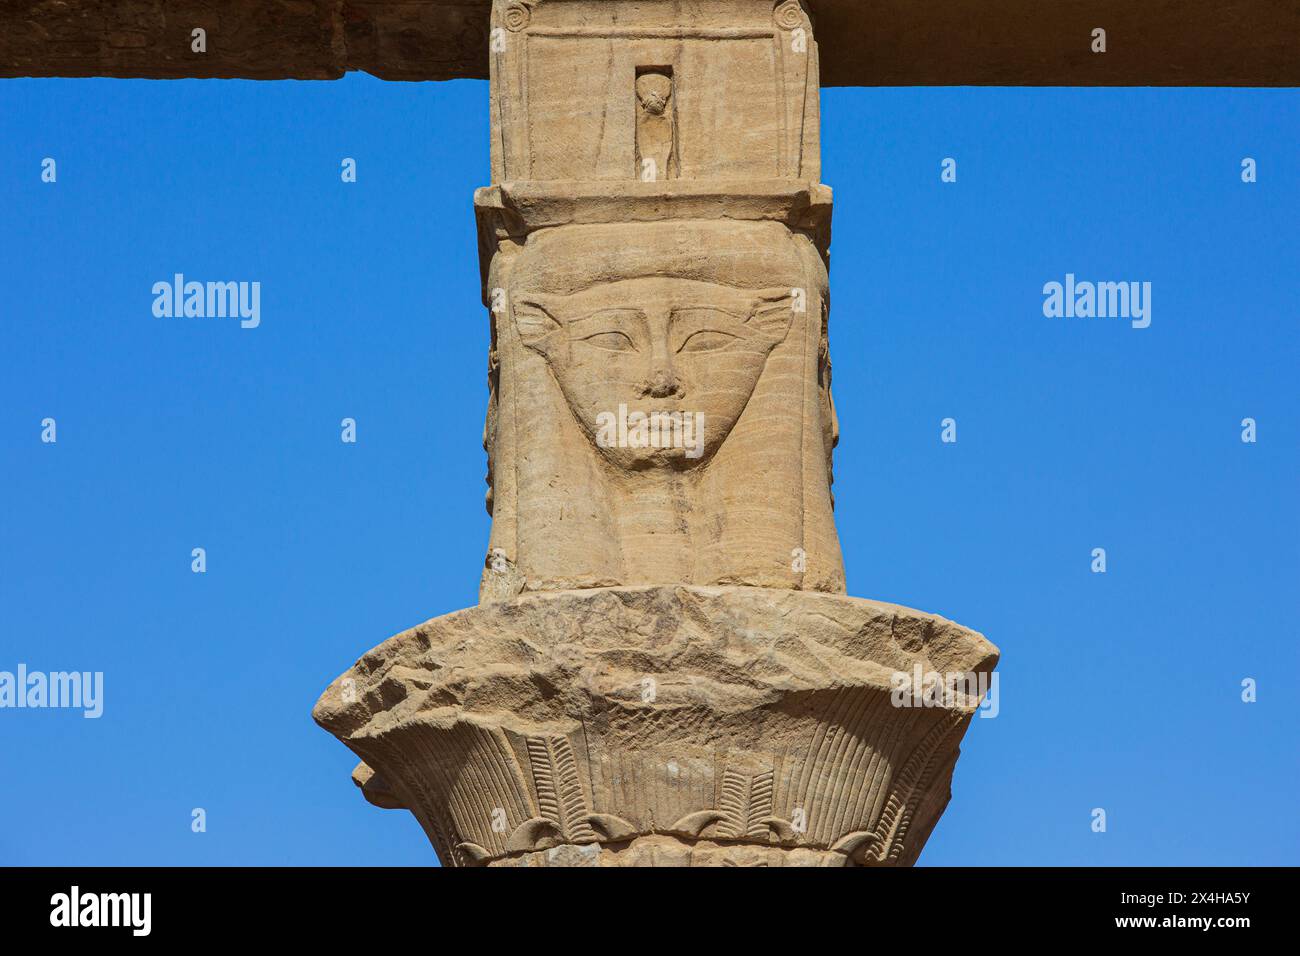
[1,77,1296,866]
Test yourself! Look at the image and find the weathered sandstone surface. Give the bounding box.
[314,586,997,866]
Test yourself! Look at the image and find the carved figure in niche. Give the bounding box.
[634,69,677,180]
[481,220,845,597]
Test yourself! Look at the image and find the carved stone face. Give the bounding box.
[512,276,794,469]
[504,221,816,470]
[635,73,672,115]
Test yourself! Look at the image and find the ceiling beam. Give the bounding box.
[1,1,1297,87]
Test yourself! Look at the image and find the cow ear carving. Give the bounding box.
[747,287,798,343]
[511,294,565,355]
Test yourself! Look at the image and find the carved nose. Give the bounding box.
[642,368,683,399]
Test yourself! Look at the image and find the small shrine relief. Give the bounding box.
[634,67,678,181]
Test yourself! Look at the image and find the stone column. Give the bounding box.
[314,0,999,867]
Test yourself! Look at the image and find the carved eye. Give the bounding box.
[678,329,737,353]
[582,330,637,352]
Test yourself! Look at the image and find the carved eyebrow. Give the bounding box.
[505,297,615,338]
[634,288,797,321]
[512,286,800,323]
[567,307,646,328]
[668,304,750,320]
[510,292,561,317]
[666,286,795,318]
[747,287,798,309]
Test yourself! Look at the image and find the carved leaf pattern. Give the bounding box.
[715,769,775,840]
[869,712,963,862]
[745,771,775,839]
[525,735,596,844]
